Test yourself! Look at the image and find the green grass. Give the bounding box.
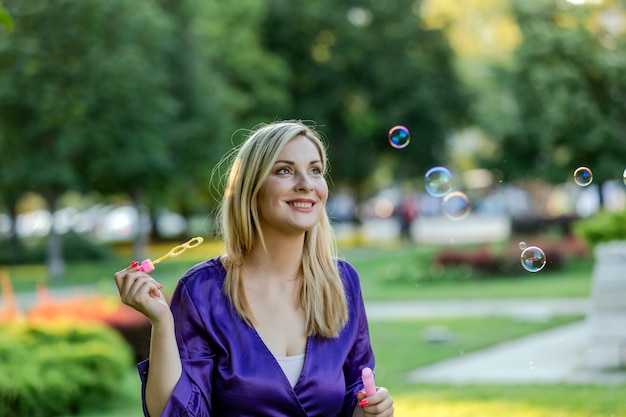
[393,384,625,417]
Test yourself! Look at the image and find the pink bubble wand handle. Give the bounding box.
[361,367,376,397]
[131,237,204,272]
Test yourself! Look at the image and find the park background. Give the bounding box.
[1,0,625,416]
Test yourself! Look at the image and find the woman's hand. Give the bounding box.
[114,265,172,324]
[356,387,394,417]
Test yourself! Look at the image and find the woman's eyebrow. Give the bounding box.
[273,159,322,165]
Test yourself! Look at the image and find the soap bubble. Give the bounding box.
[518,241,527,250]
[425,166,453,197]
[623,168,626,186]
[573,167,593,187]
[520,246,546,272]
[388,125,410,149]
[529,361,536,369]
[442,191,470,221]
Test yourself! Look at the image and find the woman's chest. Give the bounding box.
[248,296,307,357]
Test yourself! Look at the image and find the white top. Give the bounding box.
[275,353,305,388]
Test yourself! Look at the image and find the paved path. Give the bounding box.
[365,298,589,321]
[365,297,626,386]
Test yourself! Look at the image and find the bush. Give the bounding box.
[573,209,626,249]
[27,295,152,363]
[0,321,133,417]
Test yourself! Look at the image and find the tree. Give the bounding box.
[0,0,177,276]
[260,0,469,196]
[480,0,626,187]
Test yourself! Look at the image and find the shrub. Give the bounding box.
[27,295,152,363]
[573,209,626,249]
[0,321,133,417]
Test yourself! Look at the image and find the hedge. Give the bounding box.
[0,321,133,417]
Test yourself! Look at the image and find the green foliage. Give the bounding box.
[0,0,178,198]
[0,1,12,30]
[260,0,469,188]
[0,232,113,265]
[479,0,626,184]
[573,209,626,249]
[0,321,133,417]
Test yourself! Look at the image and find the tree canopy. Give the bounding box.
[260,0,469,192]
[0,0,178,274]
[478,0,626,185]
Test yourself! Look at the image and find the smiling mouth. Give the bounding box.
[289,202,313,208]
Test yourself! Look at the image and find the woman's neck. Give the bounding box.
[244,234,305,282]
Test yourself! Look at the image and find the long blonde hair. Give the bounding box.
[216,120,348,338]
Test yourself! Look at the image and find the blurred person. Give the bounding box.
[398,193,419,242]
[114,120,394,417]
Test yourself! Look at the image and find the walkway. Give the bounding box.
[365,298,626,386]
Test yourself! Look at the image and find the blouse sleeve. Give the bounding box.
[137,280,215,417]
[339,261,375,417]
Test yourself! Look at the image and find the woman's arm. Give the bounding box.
[114,266,182,417]
[145,315,182,417]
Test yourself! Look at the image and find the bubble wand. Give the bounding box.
[131,236,204,272]
[361,367,376,397]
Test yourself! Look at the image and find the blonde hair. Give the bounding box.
[216,120,348,338]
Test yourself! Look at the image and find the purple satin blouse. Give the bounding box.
[138,257,375,417]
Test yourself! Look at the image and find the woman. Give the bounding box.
[114,120,394,416]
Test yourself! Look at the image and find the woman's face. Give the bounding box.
[256,135,328,237]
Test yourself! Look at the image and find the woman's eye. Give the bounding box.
[276,167,291,175]
[310,167,323,175]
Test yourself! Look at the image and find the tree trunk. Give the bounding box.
[7,197,20,246]
[43,188,65,279]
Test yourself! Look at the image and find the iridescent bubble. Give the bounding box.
[442,191,470,221]
[529,361,536,369]
[518,241,527,250]
[424,166,453,197]
[573,167,593,187]
[388,125,410,149]
[520,246,547,272]
[623,168,626,186]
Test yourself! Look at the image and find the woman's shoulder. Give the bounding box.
[177,256,226,291]
[335,258,361,289]
[336,258,357,275]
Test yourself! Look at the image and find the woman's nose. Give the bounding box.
[295,172,314,191]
